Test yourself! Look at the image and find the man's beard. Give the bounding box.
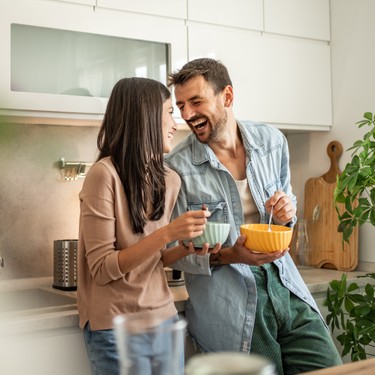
[206,111,228,143]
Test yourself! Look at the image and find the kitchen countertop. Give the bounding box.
[304,357,375,375]
[297,266,373,294]
[0,267,373,335]
[0,277,79,335]
[0,276,189,335]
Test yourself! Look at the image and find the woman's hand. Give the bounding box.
[161,209,222,266]
[182,240,222,255]
[167,210,211,243]
[162,234,221,267]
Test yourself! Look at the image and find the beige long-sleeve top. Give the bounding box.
[77,157,180,330]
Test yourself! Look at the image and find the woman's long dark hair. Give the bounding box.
[97,77,171,234]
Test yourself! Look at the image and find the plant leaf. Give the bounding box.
[363,112,373,121]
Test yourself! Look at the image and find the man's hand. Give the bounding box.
[210,235,288,266]
[265,191,296,225]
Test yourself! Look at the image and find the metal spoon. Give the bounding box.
[268,205,274,232]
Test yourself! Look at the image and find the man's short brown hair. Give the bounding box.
[168,58,233,94]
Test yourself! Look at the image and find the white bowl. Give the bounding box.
[183,222,230,248]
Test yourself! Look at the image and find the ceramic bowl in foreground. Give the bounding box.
[183,222,230,248]
[240,223,293,253]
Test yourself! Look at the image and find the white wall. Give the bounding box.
[0,123,98,280]
[288,0,375,265]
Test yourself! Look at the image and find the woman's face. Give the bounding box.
[162,97,178,153]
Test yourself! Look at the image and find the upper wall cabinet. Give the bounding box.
[188,23,332,130]
[188,0,263,31]
[264,0,330,41]
[96,0,187,19]
[0,0,332,130]
[0,0,187,123]
[47,0,95,5]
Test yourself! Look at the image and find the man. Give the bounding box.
[165,58,342,374]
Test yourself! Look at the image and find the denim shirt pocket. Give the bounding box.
[187,200,228,223]
[264,179,281,198]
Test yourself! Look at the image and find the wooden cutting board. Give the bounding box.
[303,140,358,271]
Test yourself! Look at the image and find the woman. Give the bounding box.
[77,77,216,375]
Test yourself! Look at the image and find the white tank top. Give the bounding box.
[235,179,260,224]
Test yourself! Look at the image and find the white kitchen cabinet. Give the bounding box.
[0,0,332,131]
[188,0,263,31]
[0,0,187,124]
[264,0,330,41]
[0,327,91,375]
[44,0,95,5]
[96,0,187,19]
[188,23,332,130]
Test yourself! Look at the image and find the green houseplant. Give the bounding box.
[325,273,375,361]
[324,112,375,361]
[334,111,375,244]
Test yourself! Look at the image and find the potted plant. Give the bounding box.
[324,112,375,361]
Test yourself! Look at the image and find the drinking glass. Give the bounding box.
[113,312,187,375]
[294,219,311,266]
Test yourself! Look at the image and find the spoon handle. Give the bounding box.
[268,206,274,232]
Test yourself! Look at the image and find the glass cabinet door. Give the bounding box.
[11,24,169,99]
[0,0,187,123]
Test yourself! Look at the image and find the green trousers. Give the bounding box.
[250,263,342,375]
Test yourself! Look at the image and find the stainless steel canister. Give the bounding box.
[53,239,78,291]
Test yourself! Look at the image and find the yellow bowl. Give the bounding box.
[183,222,230,248]
[240,223,293,253]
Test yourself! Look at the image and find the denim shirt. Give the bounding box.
[164,120,322,353]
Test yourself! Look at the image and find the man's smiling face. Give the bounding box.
[174,76,228,144]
